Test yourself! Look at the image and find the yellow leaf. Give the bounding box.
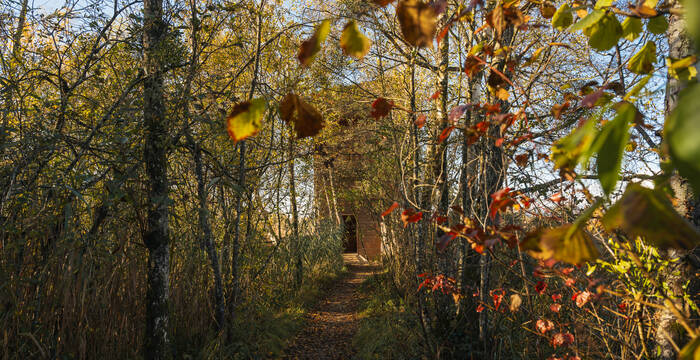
[226,98,267,142]
[297,20,331,67]
[340,20,371,59]
[397,0,438,47]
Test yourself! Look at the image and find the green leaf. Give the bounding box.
[340,20,371,59]
[647,15,668,34]
[569,9,605,32]
[551,118,598,173]
[297,20,331,67]
[594,0,612,9]
[602,183,700,250]
[665,83,700,194]
[552,3,573,30]
[623,74,651,101]
[621,17,643,41]
[587,13,622,51]
[594,103,635,194]
[685,0,700,45]
[627,41,657,74]
[226,98,267,142]
[679,335,700,360]
[521,224,599,265]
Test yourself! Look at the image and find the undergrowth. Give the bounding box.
[353,271,423,360]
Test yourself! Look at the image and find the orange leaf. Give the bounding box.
[414,114,426,128]
[381,202,399,217]
[438,126,455,143]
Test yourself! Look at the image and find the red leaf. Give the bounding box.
[536,319,554,334]
[429,90,441,100]
[618,302,628,313]
[415,114,427,128]
[438,126,455,143]
[401,209,423,227]
[535,281,548,295]
[476,304,485,312]
[370,97,394,119]
[488,188,515,220]
[551,293,562,302]
[551,332,574,347]
[550,192,564,204]
[381,202,399,217]
[490,289,505,310]
[495,138,504,147]
[564,278,576,287]
[515,153,529,167]
[550,303,561,313]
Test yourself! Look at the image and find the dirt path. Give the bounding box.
[283,253,379,360]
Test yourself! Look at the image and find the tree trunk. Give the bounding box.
[142,0,171,357]
[657,1,697,358]
[192,141,225,330]
[288,138,302,288]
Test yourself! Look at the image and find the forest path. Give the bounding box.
[282,253,379,360]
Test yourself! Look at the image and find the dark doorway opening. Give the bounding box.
[342,214,357,253]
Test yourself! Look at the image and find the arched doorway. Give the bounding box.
[342,214,357,253]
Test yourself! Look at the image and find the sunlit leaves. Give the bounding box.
[569,9,605,32]
[521,224,599,265]
[415,114,427,128]
[397,0,438,47]
[665,84,700,194]
[226,99,267,142]
[627,41,657,74]
[594,103,635,194]
[602,183,700,250]
[551,3,573,31]
[621,17,642,41]
[646,15,668,34]
[594,0,612,9]
[279,93,324,138]
[370,97,395,119]
[340,21,371,59]
[667,55,698,81]
[297,20,331,67]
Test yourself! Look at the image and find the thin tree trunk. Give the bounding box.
[288,138,302,288]
[142,0,171,357]
[192,141,225,330]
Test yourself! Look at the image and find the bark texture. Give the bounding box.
[142,0,171,357]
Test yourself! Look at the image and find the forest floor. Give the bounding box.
[282,253,380,360]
